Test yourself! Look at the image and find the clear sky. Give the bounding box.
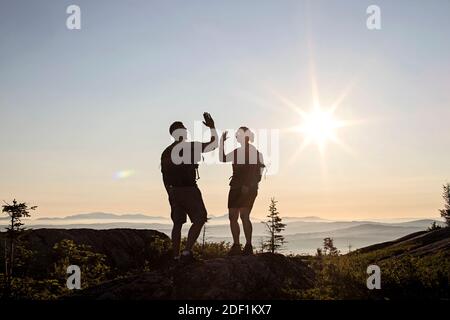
[1,0,449,220]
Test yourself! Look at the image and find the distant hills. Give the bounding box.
[1,212,445,255]
[282,216,329,222]
[281,223,430,254]
[36,212,166,221]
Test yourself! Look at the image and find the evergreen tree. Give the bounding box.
[322,237,340,256]
[2,199,37,294]
[262,198,286,253]
[427,221,442,231]
[439,183,450,227]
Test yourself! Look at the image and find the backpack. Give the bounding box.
[230,150,265,187]
[161,142,199,187]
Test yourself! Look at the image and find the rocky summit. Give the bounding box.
[71,253,315,300]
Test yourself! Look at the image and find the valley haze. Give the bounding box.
[1,212,444,254]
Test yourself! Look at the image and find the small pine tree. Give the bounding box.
[262,198,286,253]
[322,237,340,256]
[439,183,450,227]
[427,221,442,231]
[2,199,37,294]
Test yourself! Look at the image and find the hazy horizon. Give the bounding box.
[5,210,443,224]
[1,0,450,220]
[2,211,445,255]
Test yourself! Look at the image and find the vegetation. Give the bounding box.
[0,237,112,299]
[292,254,448,300]
[439,183,450,226]
[200,217,212,253]
[262,198,286,253]
[52,239,110,287]
[427,221,442,231]
[286,236,450,300]
[1,199,37,297]
[319,237,340,256]
[182,237,231,260]
[1,230,448,300]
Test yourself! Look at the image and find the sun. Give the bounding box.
[294,105,345,152]
[300,107,338,146]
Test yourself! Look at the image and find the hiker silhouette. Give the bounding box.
[161,112,218,263]
[220,126,265,256]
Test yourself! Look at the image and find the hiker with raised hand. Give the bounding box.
[220,127,265,256]
[161,112,218,263]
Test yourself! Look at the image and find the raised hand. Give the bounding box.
[202,112,215,128]
[220,131,228,142]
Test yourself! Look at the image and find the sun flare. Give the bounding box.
[294,106,345,152]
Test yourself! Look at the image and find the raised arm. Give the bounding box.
[201,112,218,153]
[219,131,234,162]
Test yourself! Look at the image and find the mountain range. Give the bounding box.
[0,212,445,254]
[35,212,166,221]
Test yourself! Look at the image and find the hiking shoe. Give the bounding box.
[228,244,242,256]
[242,244,253,256]
[180,250,196,264]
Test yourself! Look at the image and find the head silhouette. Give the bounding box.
[169,121,187,142]
[235,126,254,145]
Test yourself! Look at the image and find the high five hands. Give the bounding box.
[203,112,215,128]
[220,131,228,142]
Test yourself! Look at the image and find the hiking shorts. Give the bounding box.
[167,186,208,224]
[228,186,258,209]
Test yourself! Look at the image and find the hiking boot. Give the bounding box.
[242,244,254,256]
[180,250,196,264]
[228,244,242,256]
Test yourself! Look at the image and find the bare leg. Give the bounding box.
[171,223,183,258]
[185,221,205,251]
[240,207,253,246]
[229,208,240,245]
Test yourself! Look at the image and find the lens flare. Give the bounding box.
[113,170,135,180]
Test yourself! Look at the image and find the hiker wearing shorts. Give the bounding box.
[161,113,218,262]
[219,127,265,255]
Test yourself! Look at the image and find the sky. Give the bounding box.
[0,0,449,220]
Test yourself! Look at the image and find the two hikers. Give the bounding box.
[161,113,264,261]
